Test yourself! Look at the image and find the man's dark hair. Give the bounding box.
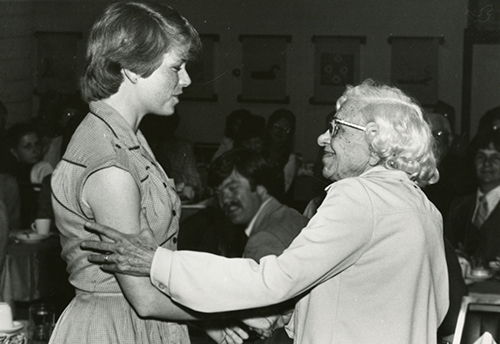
[234,114,266,147]
[267,108,296,136]
[472,127,500,154]
[208,148,273,192]
[224,109,252,139]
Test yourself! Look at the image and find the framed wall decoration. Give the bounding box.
[462,29,500,138]
[180,34,219,102]
[35,31,82,94]
[238,35,291,104]
[310,35,365,105]
[389,35,444,107]
[467,0,500,30]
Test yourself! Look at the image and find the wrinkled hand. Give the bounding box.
[205,325,249,344]
[241,315,278,339]
[242,311,293,339]
[80,221,158,277]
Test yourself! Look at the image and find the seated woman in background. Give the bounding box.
[212,109,253,162]
[1,123,52,227]
[233,114,266,153]
[35,91,88,169]
[3,123,53,185]
[151,111,202,202]
[262,108,300,205]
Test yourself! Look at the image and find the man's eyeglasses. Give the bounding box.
[328,118,366,137]
[475,152,500,165]
[273,123,291,134]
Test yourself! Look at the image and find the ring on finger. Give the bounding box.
[104,254,109,262]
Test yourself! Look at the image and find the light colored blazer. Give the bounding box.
[151,166,449,344]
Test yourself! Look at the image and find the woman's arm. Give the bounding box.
[83,166,200,320]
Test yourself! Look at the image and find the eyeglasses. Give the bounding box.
[328,118,366,137]
[272,123,291,134]
[475,152,500,165]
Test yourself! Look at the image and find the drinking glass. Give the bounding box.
[28,304,55,344]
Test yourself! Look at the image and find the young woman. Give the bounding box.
[49,2,203,343]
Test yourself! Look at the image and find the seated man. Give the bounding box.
[446,128,500,261]
[180,148,309,343]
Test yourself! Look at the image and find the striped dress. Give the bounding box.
[49,101,188,344]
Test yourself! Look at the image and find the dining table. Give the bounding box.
[468,277,500,297]
[0,231,67,307]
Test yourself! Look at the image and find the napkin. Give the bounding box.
[473,332,497,344]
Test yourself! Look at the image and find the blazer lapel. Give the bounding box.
[251,197,280,236]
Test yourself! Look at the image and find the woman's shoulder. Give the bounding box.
[63,117,135,172]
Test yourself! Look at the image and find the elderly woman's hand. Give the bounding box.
[242,309,294,338]
[81,220,158,277]
[241,315,279,339]
[205,325,249,344]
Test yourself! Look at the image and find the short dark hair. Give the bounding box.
[234,114,266,147]
[224,109,253,139]
[432,100,456,132]
[81,1,201,102]
[7,123,37,149]
[477,106,500,134]
[472,127,500,154]
[208,148,273,192]
[267,108,296,136]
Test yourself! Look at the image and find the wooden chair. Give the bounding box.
[453,295,500,344]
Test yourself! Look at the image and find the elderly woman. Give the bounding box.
[49,2,205,343]
[83,79,449,344]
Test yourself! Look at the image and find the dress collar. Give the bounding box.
[89,101,142,150]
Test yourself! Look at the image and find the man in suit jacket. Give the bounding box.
[194,147,309,343]
[446,128,500,261]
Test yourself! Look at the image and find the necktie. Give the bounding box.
[473,195,488,228]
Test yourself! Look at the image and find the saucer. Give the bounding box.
[14,232,50,244]
[0,321,24,333]
[466,272,493,282]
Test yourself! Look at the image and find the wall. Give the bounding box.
[3,0,469,162]
[0,1,35,125]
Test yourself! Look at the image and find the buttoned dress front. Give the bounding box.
[49,101,188,344]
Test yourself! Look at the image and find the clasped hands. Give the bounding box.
[80,221,294,343]
[204,312,291,344]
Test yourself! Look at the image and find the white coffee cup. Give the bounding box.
[31,219,51,235]
[0,302,13,330]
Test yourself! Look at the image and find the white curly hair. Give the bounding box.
[336,79,439,187]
